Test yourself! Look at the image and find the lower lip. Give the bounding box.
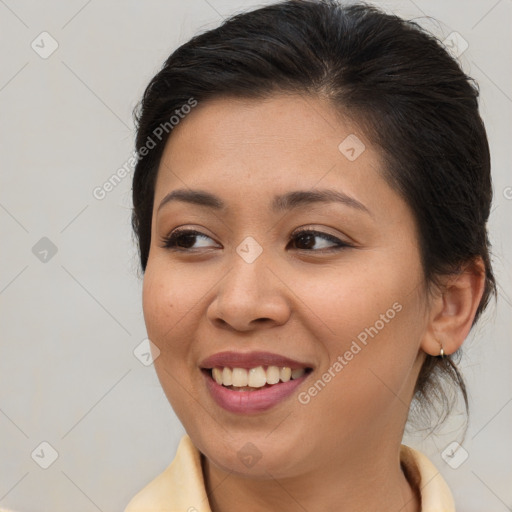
[203,370,309,414]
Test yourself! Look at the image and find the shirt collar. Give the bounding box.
[125,435,456,512]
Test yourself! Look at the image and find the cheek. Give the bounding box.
[298,256,420,347]
[142,269,173,344]
[142,262,202,419]
[142,261,196,361]
[142,256,202,331]
[300,254,425,403]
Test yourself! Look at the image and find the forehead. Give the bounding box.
[156,94,382,192]
[165,94,356,155]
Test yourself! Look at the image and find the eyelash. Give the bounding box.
[159,228,352,253]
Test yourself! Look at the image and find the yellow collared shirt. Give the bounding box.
[124,435,456,512]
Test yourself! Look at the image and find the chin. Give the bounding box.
[190,426,311,479]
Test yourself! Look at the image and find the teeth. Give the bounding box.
[222,367,232,386]
[248,366,267,387]
[266,365,280,384]
[232,368,248,387]
[211,365,308,388]
[291,368,305,379]
[212,367,223,385]
[280,367,292,382]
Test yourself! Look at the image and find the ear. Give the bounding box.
[421,257,486,356]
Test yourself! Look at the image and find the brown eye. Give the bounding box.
[160,228,352,252]
[289,230,351,251]
[160,229,217,250]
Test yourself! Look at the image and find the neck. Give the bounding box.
[202,441,421,512]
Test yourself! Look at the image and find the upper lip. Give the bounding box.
[199,351,313,370]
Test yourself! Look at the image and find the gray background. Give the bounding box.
[0,0,511,511]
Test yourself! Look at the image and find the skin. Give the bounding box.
[142,93,485,512]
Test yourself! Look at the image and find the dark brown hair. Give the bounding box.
[131,0,496,427]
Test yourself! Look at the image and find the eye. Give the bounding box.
[160,228,218,250]
[288,229,351,252]
[160,227,352,253]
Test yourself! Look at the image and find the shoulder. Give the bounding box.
[400,444,456,512]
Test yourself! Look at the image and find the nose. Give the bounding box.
[206,252,291,332]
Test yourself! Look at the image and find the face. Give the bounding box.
[142,93,430,479]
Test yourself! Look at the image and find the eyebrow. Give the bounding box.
[157,188,372,216]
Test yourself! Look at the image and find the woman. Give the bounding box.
[124,1,495,510]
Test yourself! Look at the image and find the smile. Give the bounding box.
[200,351,313,413]
[210,365,307,390]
